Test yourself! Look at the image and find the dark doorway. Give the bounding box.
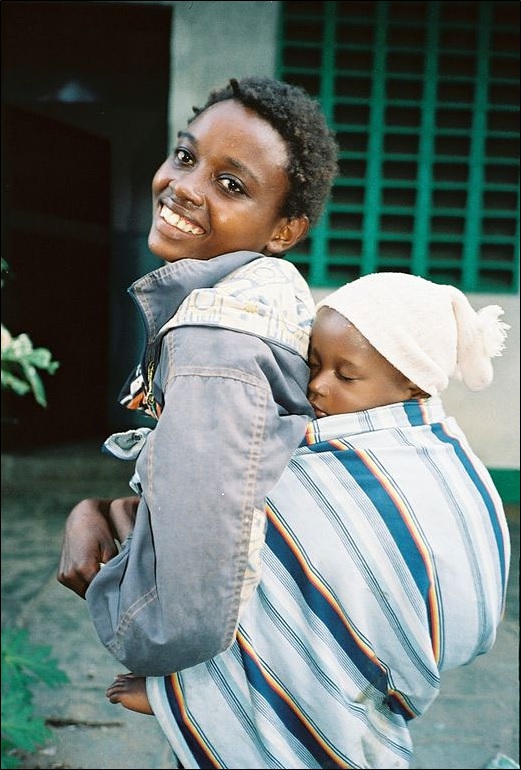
[2,105,111,448]
[1,1,172,450]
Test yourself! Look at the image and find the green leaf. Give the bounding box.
[19,362,47,407]
[1,692,52,751]
[0,370,31,396]
[2,628,69,688]
[27,347,59,370]
[1,628,69,767]
[0,738,22,769]
[1,326,59,407]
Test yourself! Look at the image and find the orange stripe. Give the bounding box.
[354,448,441,663]
[169,674,223,768]
[305,421,317,444]
[266,502,384,667]
[237,630,353,768]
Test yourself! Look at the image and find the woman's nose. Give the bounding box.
[169,175,204,208]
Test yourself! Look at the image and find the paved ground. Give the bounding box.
[1,441,519,770]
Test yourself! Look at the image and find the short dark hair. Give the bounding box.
[190,76,339,227]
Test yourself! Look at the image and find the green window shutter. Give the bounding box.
[277,1,519,293]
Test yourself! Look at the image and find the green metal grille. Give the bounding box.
[277,1,520,292]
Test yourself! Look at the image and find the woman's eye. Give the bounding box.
[174,147,194,165]
[219,176,246,195]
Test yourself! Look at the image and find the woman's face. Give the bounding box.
[148,100,296,262]
[307,307,419,417]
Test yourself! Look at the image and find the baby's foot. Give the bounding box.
[106,673,153,715]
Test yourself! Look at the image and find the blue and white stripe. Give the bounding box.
[147,397,510,768]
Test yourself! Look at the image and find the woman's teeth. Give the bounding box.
[160,206,204,234]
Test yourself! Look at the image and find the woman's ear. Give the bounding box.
[264,215,310,255]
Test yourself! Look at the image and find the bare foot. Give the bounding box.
[106,673,153,715]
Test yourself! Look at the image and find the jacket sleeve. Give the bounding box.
[85,324,312,676]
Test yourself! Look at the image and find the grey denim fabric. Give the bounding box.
[85,252,314,676]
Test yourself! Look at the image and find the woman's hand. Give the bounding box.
[57,496,139,598]
[108,496,139,543]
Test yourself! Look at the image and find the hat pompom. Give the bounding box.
[477,305,510,358]
[451,289,510,391]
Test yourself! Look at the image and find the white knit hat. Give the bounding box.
[316,273,510,396]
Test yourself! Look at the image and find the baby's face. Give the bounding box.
[148,100,293,263]
[307,307,418,417]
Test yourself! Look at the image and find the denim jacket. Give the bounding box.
[86,251,315,676]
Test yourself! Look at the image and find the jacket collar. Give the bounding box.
[128,251,264,340]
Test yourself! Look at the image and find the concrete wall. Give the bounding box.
[166,0,520,474]
[168,1,280,145]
